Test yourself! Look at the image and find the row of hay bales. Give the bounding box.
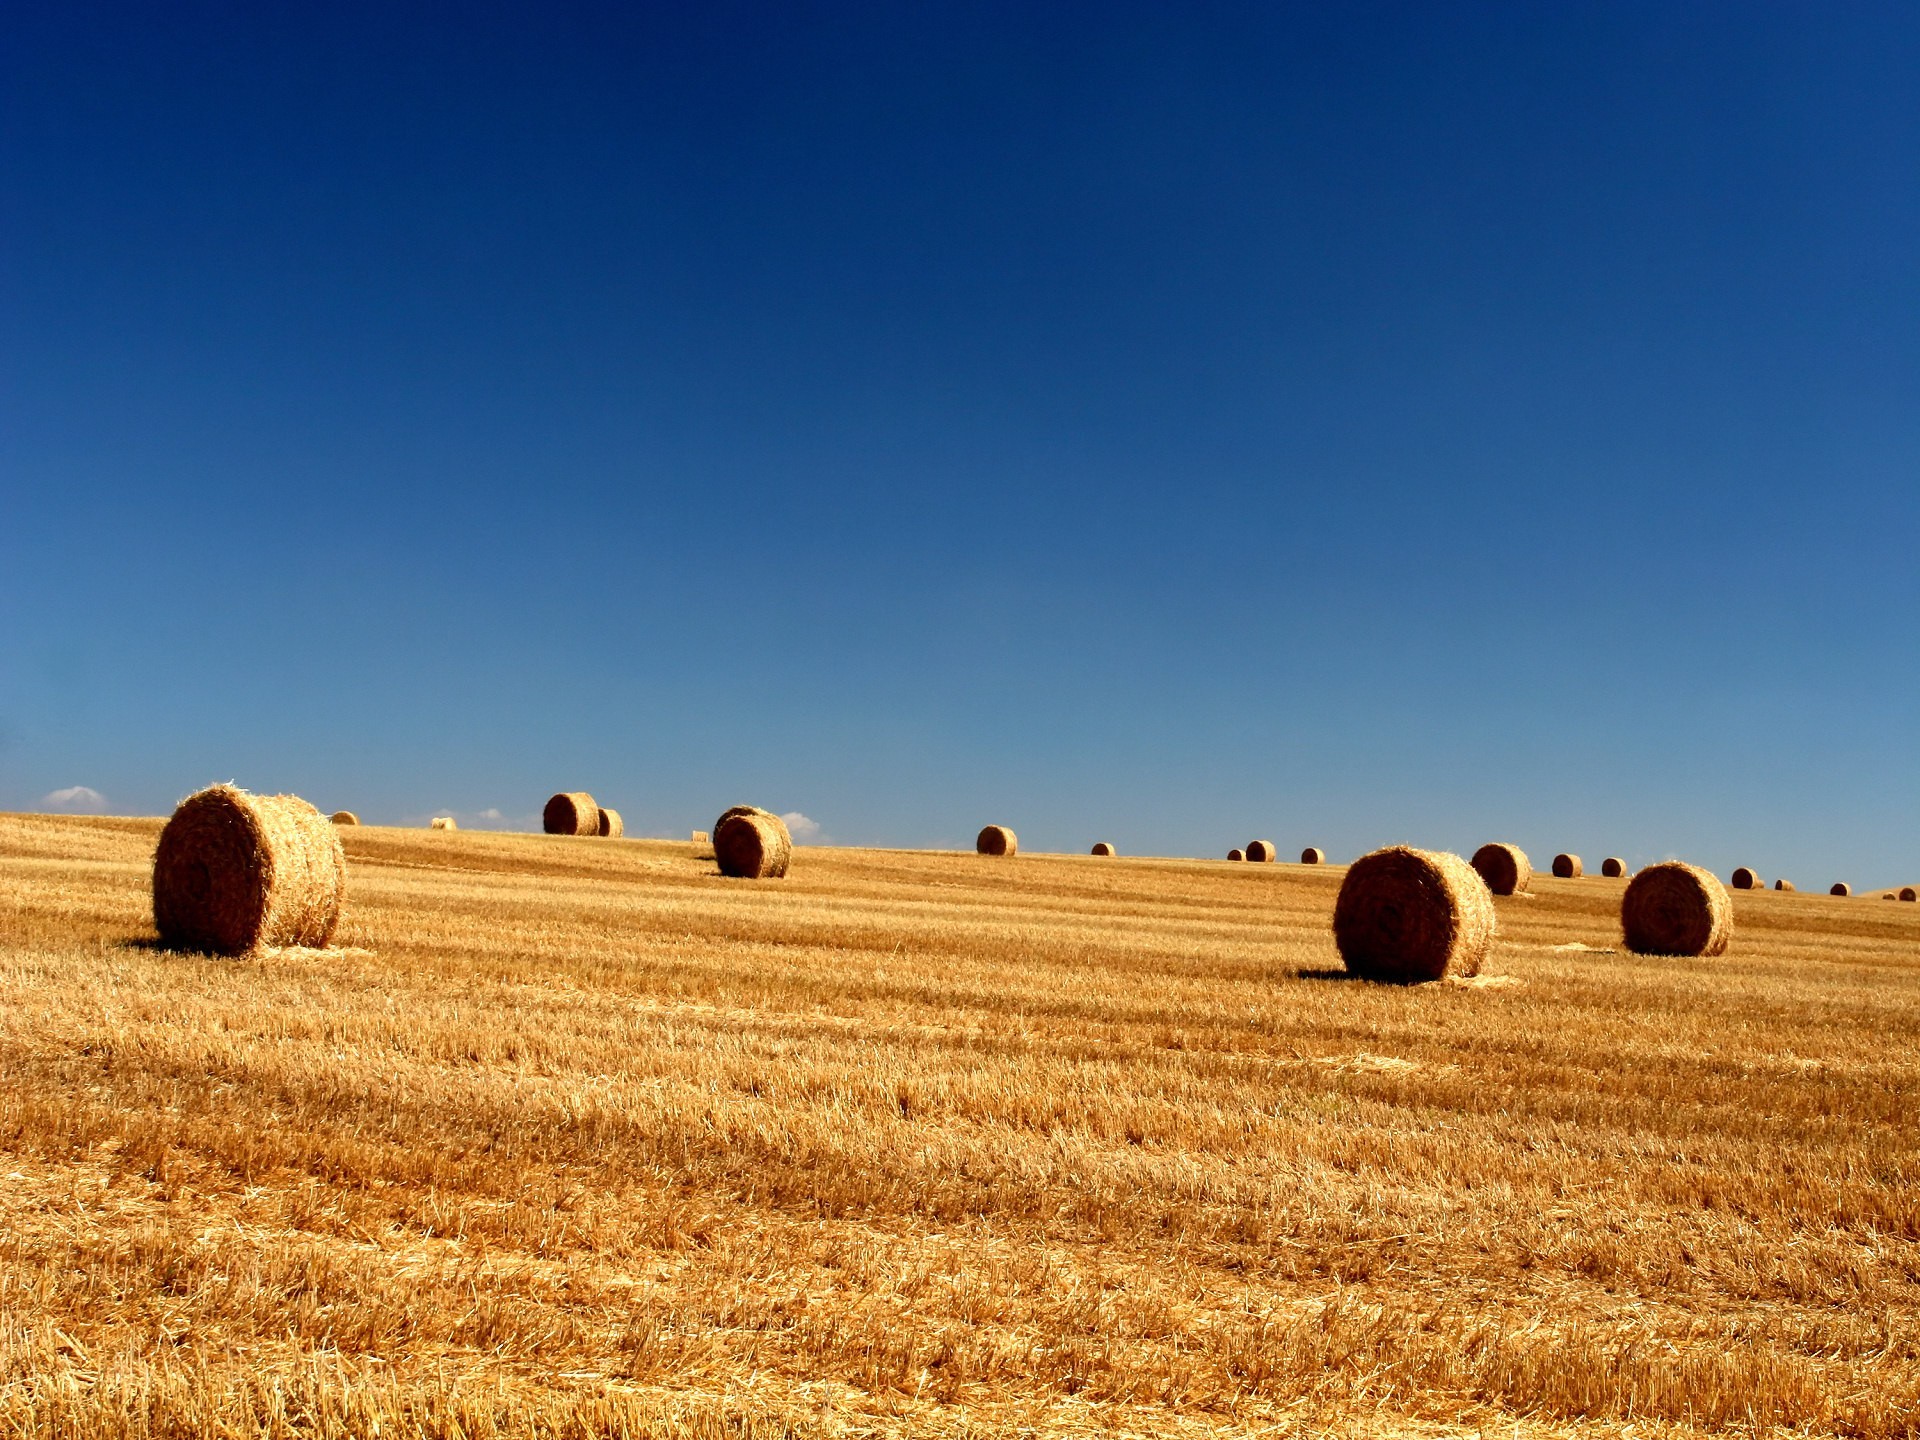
[543,791,623,838]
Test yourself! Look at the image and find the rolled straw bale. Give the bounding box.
[1622,862,1732,957]
[1886,893,1899,901]
[544,792,600,836]
[1227,849,1244,862]
[1470,843,1531,897]
[1601,857,1628,878]
[1332,846,1496,984]
[977,825,1017,856]
[712,806,791,853]
[1300,847,1326,865]
[1774,879,1795,892]
[1903,887,1918,903]
[1552,853,1583,879]
[1731,867,1762,891]
[715,810,791,879]
[152,784,344,955]
[1830,883,1851,897]
[1090,842,1116,856]
[430,816,457,830]
[330,811,360,826]
[1246,840,1276,863]
[598,807,624,838]
[691,829,710,845]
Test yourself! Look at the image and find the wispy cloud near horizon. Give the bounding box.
[42,785,107,813]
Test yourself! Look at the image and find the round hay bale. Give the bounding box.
[1332,846,1496,984]
[1300,847,1326,865]
[430,816,456,830]
[1227,848,1244,862]
[1774,878,1795,892]
[1730,867,1762,891]
[544,792,599,836]
[1830,882,1851,897]
[976,825,1017,857]
[715,810,791,878]
[153,784,344,955]
[1246,840,1276,863]
[1601,856,1628,878]
[1622,862,1731,957]
[1090,842,1116,856]
[1886,893,1899,901]
[1470,843,1531,897]
[1902,887,1918,903]
[1551,853,1583,879]
[598,807,624,838]
[329,811,360,826]
[712,806,791,853]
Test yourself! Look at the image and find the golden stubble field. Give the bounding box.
[0,812,1916,1438]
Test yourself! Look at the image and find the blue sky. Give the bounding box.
[2,2,1915,885]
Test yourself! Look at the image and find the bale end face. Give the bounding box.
[329,811,360,826]
[597,807,624,839]
[543,792,600,836]
[1622,862,1732,957]
[1227,849,1244,862]
[1902,887,1918,903]
[1332,846,1496,984]
[1090,842,1116,856]
[1551,853,1583,879]
[715,812,791,879]
[1600,856,1628,878]
[153,784,345,956]
[1773,878,1795,892]
[1730,867,1763,891]
[1470,843,1531,896]
[1300,847,1326,865]
[1245,840,1276,863]
[1830,882,1851,896]
[976,825,1017,857]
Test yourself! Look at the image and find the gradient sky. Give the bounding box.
[3,2,1915,885]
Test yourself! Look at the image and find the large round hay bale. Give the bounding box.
[1332,846,1496,984]
[715,810,791,878]
[1227,848,1244,862]
[430,816,456,830]
[598,807,624,838]
[712,806,791,853]
[1245,840,1276,863]
[330,811,360,826]
[1090,842,1115,856]
[1830,882,1851,897]
[1622,862,1732,957]
[1600,856,1628,878]
[1470,843,1531,896]
[1731,867,1762,890]
[1902,887,1918,903]
[1774,878,1795,892]
[977,825,1017,857]
[1551,853,1583,879]
[544,792,599,836]
[153,784,344,955]
[1300,847,1326,865]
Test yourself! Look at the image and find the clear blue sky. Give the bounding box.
[3,2,1915,885]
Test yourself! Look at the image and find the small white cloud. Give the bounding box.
[781,811,823,842]
[42,785,107,813]
[478,808,505,821]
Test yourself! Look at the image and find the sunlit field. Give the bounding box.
[1,812,1916,1438]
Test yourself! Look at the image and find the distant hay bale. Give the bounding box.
[1333,846,1496,984]
[1730,867,1762,890]
[1886,893,1899,901]
[152,784,344,955]
[1246,840,1276,863]
[598,807,624,838]
[430,816,456,831]
[691,829,710,845]
[1903,887,1918,903]
[715,810,791,879]
[1830,882,1851,897]
[1470,843,1531,897]
[1552,853,1583,879]
[1600,856,1627,878]
[976,825,1017,857]
[329,811,360,826]
[544,792,600,836]
[1090,842,1116,856]
[1227,849,1244,862]
[1300,847,1326,865]
[1774,878,1795,892]
[1622,862,1732,957]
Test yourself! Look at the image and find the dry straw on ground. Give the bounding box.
[714,809,791,879]
[1622,862,1733,957]
[1300,847,1326,865]
[1552,853,1583,879]
[1732,867,1763,891]
[543,792,599,836]
[598,807,624,839]
[1601,856,1628,878]
[1775,879,1796,892]
[151,784,344,955]
[1470,843,1531,896]
[1090,842,1116,856]
[329,811,360,826]
[430,817,457,831]
[1245,840,1276,863]
[1832,882,1852,896]
[977,825,1017,857]
[1332,846,1496,984]
[1226,848,1244,861]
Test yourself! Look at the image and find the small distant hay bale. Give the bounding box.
[430,816,457,831]
[715,809,791,878]
[598,807,624,838]
[544,792,600,836]
[1300,847,1326,865]
[1227,849,1244,862]
[1332,846,1496,984]
[1830,882,1851,897]
[1600,856,1628,878]
[977,825,1017,857]
[1902,887,1918,903]
[1245,840,1276,863]
[1470,843,1531,896]
[1622,862,1732,957]
[1730,867,1762,890]
[1090,842,1116,856]
[1886,893,1899,901]
[1552,853,1583,879]
[330,811,360,826]
[1773,878,1795,892]
[153,784,344,955]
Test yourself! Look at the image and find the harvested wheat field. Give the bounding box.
[1,812,1918,1439]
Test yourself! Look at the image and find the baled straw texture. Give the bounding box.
[544,792,600,836]
[1332,846,1496,984]
[1552,853,1583,879]
[1300,847,1326,865]
[1830,882,1851,897]
[152,784,344,956]
[1774,879,1795,892]
[1470,843,1531,897]
[598,807,624,838]
[1622,862,1732,957]
[1731,867,1763,891]
[1090,842,1116,856]
[430,816,457,830]
[1903,887,1918,903]
[1246,840,1276,863]
[1601,856,1628,878]
[329,811,360,826]
[1227,849,1244,862]
[976,825,1017,857]
[715,811,791,879]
